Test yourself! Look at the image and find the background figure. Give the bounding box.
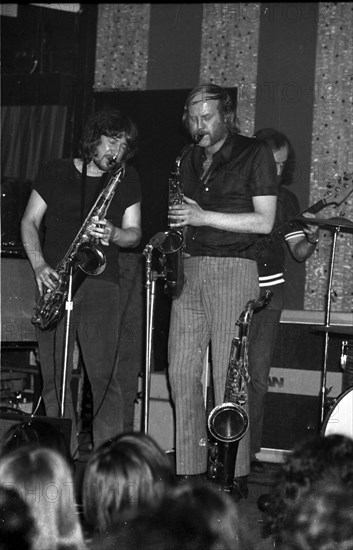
[0,486,35,550]
[91,481,255,550]
[82,431,176,537]
[21,110,142,457]
[248,128,319,471]
[0,446,87,550]
[167,83,278,499]
[261,434,353,545]
[278,479,353,550]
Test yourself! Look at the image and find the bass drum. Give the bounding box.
[321,387,353,439]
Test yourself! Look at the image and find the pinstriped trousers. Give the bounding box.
[168,256,259,476]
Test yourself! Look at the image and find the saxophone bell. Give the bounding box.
[208,402,249,444]
[75,242,106,275]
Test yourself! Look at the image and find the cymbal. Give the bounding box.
[311,325,353,335]
[295,216,353,231]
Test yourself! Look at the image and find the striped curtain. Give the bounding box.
[1,105,67,181]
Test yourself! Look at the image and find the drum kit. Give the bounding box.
[295,215,353,439]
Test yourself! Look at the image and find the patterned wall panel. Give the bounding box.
[199,3,260,136]
[94,4,151,91]
[305,2,353,313]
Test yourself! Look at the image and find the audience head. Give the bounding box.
[279,480,353,550]
[0,486,35,550]
[0,418,72,467]
[92,481,254,550]
[254,127,295,183]
[82,431,175,534]
[0,446,86,550]
[263,434,353,543]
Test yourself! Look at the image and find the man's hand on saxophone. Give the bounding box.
[89,206,142,250]
[168,196,206,228]
[89,215,112,246]
[34,263,61,295]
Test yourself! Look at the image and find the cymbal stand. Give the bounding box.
[60,264,74,418]
[319,224,340,425]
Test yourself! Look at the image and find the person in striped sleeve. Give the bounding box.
[247,128,319,475]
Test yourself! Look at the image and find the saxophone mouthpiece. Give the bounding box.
[108,155,118,168]
[193,132,203,144]
[108,142,129,168]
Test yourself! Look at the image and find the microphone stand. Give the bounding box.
[142,235,166,434]
[60,264,74,418]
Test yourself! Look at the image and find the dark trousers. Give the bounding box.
[36,277,124,455]
[248,284,283,455]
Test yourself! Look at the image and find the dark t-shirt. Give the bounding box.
[33,159,141,282]
[181,134,278,258]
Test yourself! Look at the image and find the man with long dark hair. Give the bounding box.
[21,110,142,457]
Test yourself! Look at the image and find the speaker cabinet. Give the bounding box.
[1,257,37,343]
[261,320,344,453]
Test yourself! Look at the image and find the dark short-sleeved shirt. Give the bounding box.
[181,134,278,258]
[33,159,141,282]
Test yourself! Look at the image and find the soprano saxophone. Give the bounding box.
[158,133,202,298]
[31,154,127,332]
[207,290,272,492]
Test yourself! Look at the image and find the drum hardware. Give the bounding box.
[341,340,353,393]
[321,387,353,439]
[295,216,353,231]
[311,326,353,335]
[307,216,353,426]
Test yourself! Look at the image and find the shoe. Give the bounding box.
[257,493,275,513]
[250,457,265,474]
[231,476,248,502]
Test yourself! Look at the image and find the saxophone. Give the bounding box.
[207,290,272,492]
[31,155,126,331]
[158,133,201,298]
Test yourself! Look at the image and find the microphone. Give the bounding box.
[142,232,167,255]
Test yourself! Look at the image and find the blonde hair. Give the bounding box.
[82,432,175,533]
[0,447,87,550]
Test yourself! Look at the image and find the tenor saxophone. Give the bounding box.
[207,290,272,491]
[158,133,202,298]
[31,155,126,332]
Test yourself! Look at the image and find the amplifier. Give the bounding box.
[260,320,345,460]
[1,257,37,343]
